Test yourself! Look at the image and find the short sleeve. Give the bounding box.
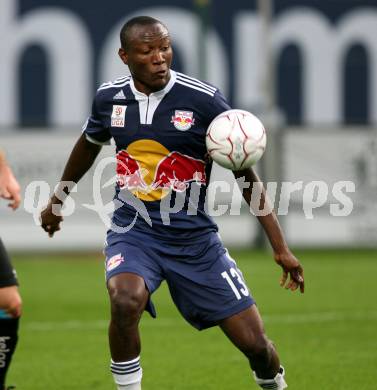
[204,89,232,125]
[82,93,111,145]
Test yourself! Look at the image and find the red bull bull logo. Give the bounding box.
[171,110,195,131]
[116,140,206,202]
[106,253,124,272]
[152,151,206,192]
[116,150,148,191]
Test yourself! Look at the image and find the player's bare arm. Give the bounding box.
[40,134,102,237]
[234,167,305,293]
[0,150,21,210]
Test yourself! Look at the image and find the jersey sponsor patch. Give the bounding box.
[171,110,195,131]
[111,105,127,127]
[106,253,124,271]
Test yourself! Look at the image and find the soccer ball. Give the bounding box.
[206,109,267,171]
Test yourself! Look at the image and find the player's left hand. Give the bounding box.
[0,165,21,210]
[274,250,304,293]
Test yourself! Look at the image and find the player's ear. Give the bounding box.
[118,48,128,65]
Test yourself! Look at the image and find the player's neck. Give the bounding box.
[132,72,171,96]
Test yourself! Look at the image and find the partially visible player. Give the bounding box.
[40,16,304,390]
[0,150,22,390]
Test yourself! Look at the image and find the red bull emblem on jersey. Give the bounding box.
[111,105,127,127]
[152,151,206,192]
[171,110,195,131]
[106,253,124,271]
[116,150,148,192]
[116,140,207,201]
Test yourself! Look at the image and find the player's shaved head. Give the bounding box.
[120,16,169,50]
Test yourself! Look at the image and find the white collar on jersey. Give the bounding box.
[130,70,176,125]
[130,69,177,100]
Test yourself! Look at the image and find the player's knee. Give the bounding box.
[8,298,22,318]
[0,288,22,318]
[243,332,273,361]
[108,285,145,322]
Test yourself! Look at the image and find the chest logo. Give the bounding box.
[171,110,195,131]
[111,105,127,127]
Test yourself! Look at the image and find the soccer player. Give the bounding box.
[0,150,22,390]
[40,16,304,390]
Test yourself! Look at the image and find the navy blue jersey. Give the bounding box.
[83,70,231,241]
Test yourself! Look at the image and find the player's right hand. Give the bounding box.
[40,200,64,237]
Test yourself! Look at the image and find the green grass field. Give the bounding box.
[7,249,377,389]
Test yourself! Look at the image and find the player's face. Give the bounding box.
[119,23,173,95]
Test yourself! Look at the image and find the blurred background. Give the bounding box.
[1,0,377,250]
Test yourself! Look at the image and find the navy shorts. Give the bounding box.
[0,238,18,288]
[104,231,254,330]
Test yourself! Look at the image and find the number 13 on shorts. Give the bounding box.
[222,267,250,300]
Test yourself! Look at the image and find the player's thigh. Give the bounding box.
[0,238,18,286]
[105,239,164,318]
[164,235,255,330]
[105,241,163,293]
[0,239,20,316]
